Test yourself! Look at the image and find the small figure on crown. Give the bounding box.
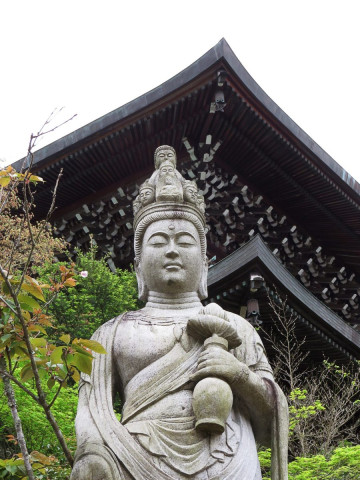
[133,145,206,218]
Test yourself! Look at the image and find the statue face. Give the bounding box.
[184,184,197,204]
[140,219,203,294]
[156,148,175,168]
[159,163,175,177]
[140,187,154,206]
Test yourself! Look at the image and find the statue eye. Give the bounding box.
[149,235,168,246]
[176,235,196,246]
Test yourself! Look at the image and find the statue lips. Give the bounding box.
[164,262,182,271]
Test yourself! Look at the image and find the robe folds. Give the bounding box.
[74,312,288,480]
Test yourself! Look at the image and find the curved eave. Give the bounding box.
[218,41,360,198]
[13,39,360,200]
[208,234,360,356]
[13,40,226,171]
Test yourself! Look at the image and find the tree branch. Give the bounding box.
[0,368,40,403]
[48,377,68,409]
[0,356,35,480]
[0,263,74,466]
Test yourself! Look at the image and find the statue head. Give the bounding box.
[183,180,198,205]
[158,160,176,178]
[134,146,207,302]
[154,145,176,170]
[138,217,207,298]
[139,181,155,207]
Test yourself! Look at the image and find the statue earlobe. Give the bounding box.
[135,259,148,302]
[198,257,208,300]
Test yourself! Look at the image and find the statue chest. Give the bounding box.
[113,320,183,387]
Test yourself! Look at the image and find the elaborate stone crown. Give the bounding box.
[133,145,206,234]
[133,146,208,301]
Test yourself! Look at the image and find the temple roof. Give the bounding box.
[208,235,360,362]
[13,38,360,345]
[14,39,360,195]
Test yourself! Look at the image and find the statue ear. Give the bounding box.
[198,257,208,300]
[135,259,148,302]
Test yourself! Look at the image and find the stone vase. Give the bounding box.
[192,336,233,434]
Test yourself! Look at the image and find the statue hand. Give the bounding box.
[70,454,114,480]
[190,348,250,385]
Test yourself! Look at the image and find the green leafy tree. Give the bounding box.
[0,154,106,478]
[0,379,77,479]
[37,246,139,339]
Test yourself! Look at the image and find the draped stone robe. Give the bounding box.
[73,309,288,480]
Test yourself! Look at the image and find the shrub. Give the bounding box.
[259,445,360,480]
[37,246,140,339]
[0,380,77,457]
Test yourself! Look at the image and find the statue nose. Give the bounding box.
[165,244,179,258]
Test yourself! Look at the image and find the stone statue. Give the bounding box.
[70,146,288,480]
[133,181,155,216]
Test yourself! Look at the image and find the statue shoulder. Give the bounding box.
[90,313,127,341]
[227,311,257,337]
[226,311,273,376]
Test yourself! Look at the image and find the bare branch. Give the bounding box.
[35,113,77,139]
[265,289,360,457]
[45,167,63,222]
[30,108,77,150]
[15,168,63,296]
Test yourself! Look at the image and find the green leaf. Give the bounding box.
[77,339,107,354]
[0,311,10,324]
[21,282,45,302]
[1,281,11,295]
[47,377,55,389]
[28,324,47,334]
[60,334,70,345]
[58,363,68,376]
[6,464,18,474]
[28,174,44,183]
[37,366,47,379]
[13,344,29,358]
[30,451,53,465]
[72,344,93,358]
[30,337,47,347]
[50,346,66,364]
[0,176,11,187]
[70,367,80,382]
[1,333,12,343]
[18,293,41,312]
[72,352,93,375]
[20,363,34,382]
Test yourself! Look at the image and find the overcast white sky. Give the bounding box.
[1,0,360,183]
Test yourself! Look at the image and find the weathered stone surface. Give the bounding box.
[71,146,288,480]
